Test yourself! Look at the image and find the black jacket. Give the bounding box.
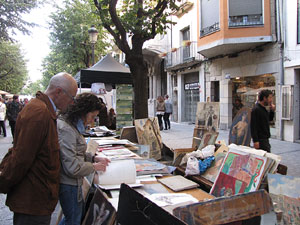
[250,103,274,142]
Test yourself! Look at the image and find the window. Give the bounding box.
[282,85,294,120]
[200,0,220,37]
[228,0,263,27]
[181,28,191,60]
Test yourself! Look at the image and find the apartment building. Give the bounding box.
[143,0,204,123]
[282,0,300,142]
[197,0,282,139]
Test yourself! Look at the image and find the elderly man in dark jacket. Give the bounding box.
[0,72,78,225]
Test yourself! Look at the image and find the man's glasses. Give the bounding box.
[57,86,76,102]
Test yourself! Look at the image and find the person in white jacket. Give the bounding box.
[0,97,6,137]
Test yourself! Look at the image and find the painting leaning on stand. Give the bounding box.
[57,93,110,225]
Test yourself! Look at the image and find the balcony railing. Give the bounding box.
[229,15,263,27]
[200,22,220,37]
[164,41,202,70]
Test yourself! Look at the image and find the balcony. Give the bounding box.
[164,41,203,71]
[200,22,220,37]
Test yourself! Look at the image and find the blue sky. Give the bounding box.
[268,174,300,198]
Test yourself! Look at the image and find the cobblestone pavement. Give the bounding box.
[1,121,299,224]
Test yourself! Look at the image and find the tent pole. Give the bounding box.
[80,82,82,94]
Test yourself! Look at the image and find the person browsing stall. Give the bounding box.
[57,93,110,225]
[0,72,78,225]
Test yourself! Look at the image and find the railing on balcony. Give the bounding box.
[164,41,202,70]
[229,15,263,27]
[200,22,220,37]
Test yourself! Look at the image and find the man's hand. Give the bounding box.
[254,142,260,149]
[270,103,276,111]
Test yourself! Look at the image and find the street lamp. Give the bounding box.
[88,25,99,65]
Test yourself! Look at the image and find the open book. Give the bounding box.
[98,159,142,190]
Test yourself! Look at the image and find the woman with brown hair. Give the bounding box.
[156,96,165,130]
[57,93,110,225]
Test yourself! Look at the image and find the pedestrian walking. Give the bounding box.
[6,95,22,138]
[163,94,173,130]
[57,93,110,225]
[0,72,78,225]
[156,96,165,130]
[250,89,275,152]
[0,97,7,137]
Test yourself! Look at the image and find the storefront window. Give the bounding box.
[232,74,276,128]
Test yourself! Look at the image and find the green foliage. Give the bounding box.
[0,41,28,93]
[0,0,41,41]
[93,0,178,54]
[92,0,179,118]
[20,79,43,96]
[41,0,110,89]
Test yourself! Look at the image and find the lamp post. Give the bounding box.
[88,25,99,65]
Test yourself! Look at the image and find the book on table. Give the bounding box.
[158,175,199,192]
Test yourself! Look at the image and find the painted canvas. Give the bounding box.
[195,102,220,132]
[210,149,267,197]
[192,128,207,149]
[202,145,228,183]
[229,107,251,146]
[135,117,163,160]
[197,131,218,150]
[82,187,116,225]
[268,174,300,225]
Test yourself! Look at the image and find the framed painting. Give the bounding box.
[197,131,218,150]
[195,102,220,132]
[229,107,251,146]
[135,117,163,160]
[268,174,300,224]
[82,187,116,225]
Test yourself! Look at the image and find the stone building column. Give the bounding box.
[219,79,232,130]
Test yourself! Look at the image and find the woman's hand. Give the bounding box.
[93,156,110,172]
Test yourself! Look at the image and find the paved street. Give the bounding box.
[0,121,299,224]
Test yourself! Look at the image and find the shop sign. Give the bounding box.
[185,82,199,90]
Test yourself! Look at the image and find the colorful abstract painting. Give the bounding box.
[210,149,267,197]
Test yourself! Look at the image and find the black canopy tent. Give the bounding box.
[75,54,132,88]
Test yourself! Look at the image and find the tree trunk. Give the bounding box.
[126,55,148,119]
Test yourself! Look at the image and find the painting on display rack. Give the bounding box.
[135,117,163,160]
[195,102,219,132]
[210,148,267,197]
[268,174,300,225]
[229,107,252,146]
[82,187,116,225]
